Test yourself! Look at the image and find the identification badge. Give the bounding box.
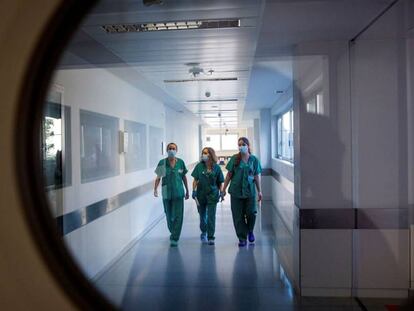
[248,175,254,183]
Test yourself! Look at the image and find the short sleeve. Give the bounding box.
[155,159,166,177]
[226,156,235,173]
[191,163,200,180]
[254,157,262,175]
[217,166,224,183]
[181,159,188,175]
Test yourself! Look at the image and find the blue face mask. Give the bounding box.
[168,150,176,158]
[239,145,248,154]
[201,155,209,162]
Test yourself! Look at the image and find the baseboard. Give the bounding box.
[90,213,165,282]
[301,287,351,297]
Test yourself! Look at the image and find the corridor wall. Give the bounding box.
[51,67,200,279]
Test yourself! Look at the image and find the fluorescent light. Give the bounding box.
[102,19,240,34]
[187,99,238,103]
[164,77,237,83]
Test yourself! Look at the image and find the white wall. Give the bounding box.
[50,67,200,279]
[292,40,353,296]
[350,0,409,297]
[290,0,411,298]
[165,106,199,165]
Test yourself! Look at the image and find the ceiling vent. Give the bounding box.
[102,19,240,34]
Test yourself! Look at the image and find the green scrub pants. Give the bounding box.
[197,202,217,240]
[230,196,257,241]
[163,198,184,242]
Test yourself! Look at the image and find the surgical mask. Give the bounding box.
[239,145,248,154]
[201,154,209,162]
[167,150,176,158]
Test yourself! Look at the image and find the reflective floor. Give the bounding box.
[95,199,405,311]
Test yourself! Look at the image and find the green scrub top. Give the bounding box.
[191,162,224,204]
[226,154,262,198]
[155,157,188,200]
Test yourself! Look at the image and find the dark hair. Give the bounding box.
[202,147,218,164]
[235,137,251,166]
[166,142,177,151]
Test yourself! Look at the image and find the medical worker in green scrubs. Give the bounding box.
[222,137,262,247]
[154,143,190,247]
[191,147,224,245]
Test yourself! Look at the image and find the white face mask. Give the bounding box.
[239,145,248,154]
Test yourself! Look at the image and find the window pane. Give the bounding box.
[277,117,282,157]
[80,110,119,183]
[282,111,290,159]
[306,97,316,113]
[277,109,294,162]
[205,135,221,151]
[289,110,294,160]
[221,134,238,150]
[316,92,324,115]
[42,101,72,189]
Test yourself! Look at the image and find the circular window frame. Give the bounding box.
[15,0,116,309]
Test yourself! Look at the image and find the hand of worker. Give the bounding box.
[257,191,262,202]
[154,189,158,197]
[185,191,189,200]
[220,190,226,201]
[192,190,197,200]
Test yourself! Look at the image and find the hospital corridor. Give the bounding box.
[1,0,414,310]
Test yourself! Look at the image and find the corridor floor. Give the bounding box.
[94,199,405,311]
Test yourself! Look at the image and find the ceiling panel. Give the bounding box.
[59,0,394,128]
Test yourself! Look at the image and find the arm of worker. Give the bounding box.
[221,172,233,198]
[218,182,225,201]
[254,174,262,202]
[192,179,198,199]
[182,175,190,200]
[154,176,161,197]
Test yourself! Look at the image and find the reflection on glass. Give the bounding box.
[80,110,119,183]
[221,134,238,150]
[124,120,147,173]
[42,93,71,190]
[306,92,324,115]
[205,134,220,151]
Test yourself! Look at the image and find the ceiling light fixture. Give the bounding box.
[164,77,237,83]
[102,19,240,34]
[187,99,238,103]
